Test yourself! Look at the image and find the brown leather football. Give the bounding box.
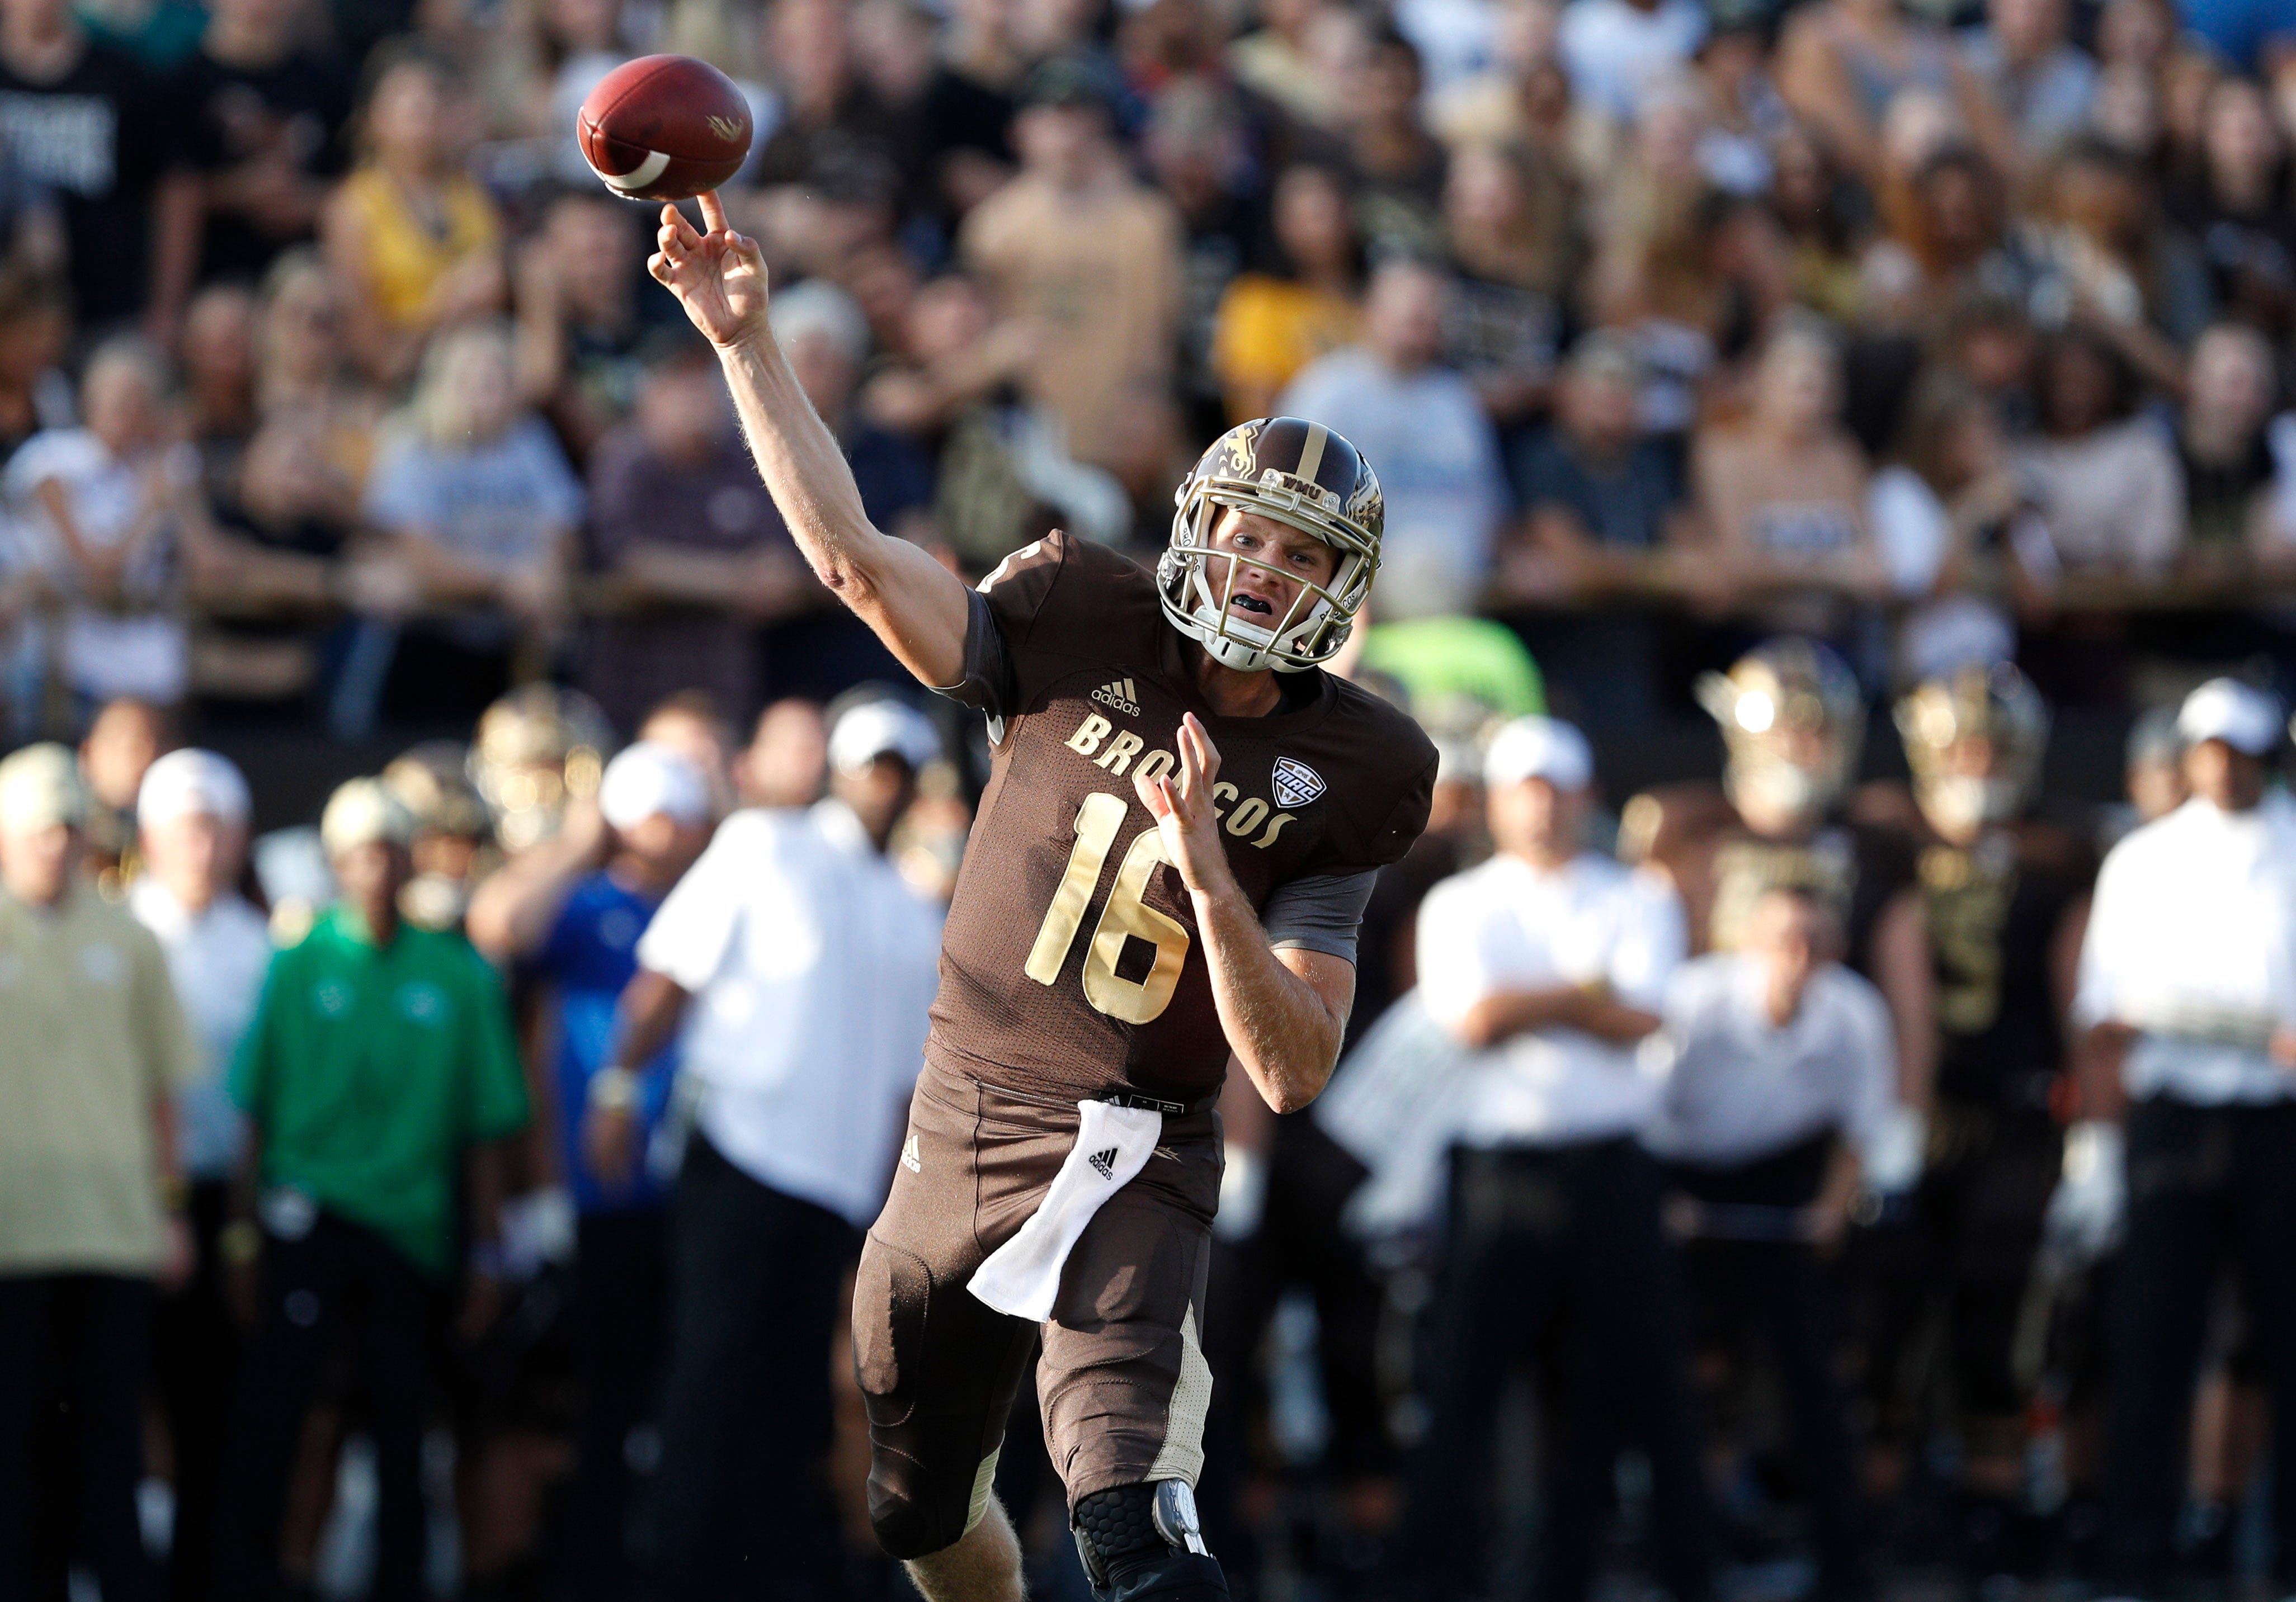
[577,55,753,202]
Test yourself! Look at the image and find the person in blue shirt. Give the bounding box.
[467,739,715,1602]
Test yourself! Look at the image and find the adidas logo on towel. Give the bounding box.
[1092,678,1142,717]
[1088,1147,1119,1179]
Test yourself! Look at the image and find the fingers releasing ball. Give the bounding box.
[578,55,753,201]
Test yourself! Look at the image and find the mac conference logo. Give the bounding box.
[1271,757,1326,809]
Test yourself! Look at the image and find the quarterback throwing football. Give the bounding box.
[651,194,1435,1602]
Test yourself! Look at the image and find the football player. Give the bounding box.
[1620,640,1935,1495]
[649,196,1435,1602]
[1621,639,1933,1112]
[1893,665,2095,1583]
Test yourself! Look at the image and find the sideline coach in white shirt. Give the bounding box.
[2068,678,2296,1599]
[1394,717,1713,1602]
[605,696,945,1601]
[1648,886,1899,1600]
[129,749,273,1602]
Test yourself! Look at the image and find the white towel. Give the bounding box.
[968,1100,1162,1322]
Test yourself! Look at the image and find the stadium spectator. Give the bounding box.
[8,338,210,715]
[321,48,505,384]
[0,267,72,467]
[214,776,529,1602]
[2011,327,2184,579]
[1210,161,1364,427]
[129,748,270,1602]
[960,56,1184,471]
[467,741,714,1602]
[2170,76,2295,339]
[2069,678,2296,1601]
[2025,138,2209,382]
[1441,139,1572,428]
[1694,321,1886,635]
[0,741,194,1602]
[1344,26,1451,249]
[1397,716,1710,1602]
[359,319,584,721]
[175,0,353,287]
[513,190,653,463]
[181,284,258,499]
[578,343,811,733]
[1957,0,2095,162]
[1861,146,2025,332]
[1508,329,1685,589]
[251,249,384,483]
[1501,329,1683,721]
[607,695,942,1599]
[0,0,190,330]
[1774,0,2011,186]
[1553,0,1705,124]
[1278,255,1508,618]
[1865,368,2022,682]
[2177,321,2281,558]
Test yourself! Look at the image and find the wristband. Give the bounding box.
[590,1065,643,1113]
[219,1220,262,1267]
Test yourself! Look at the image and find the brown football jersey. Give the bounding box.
[932,531,1436,1102]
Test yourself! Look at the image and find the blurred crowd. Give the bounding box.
[0,0,2282,741]
[2,0,2296,1596]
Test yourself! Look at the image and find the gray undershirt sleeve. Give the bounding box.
[1260,868,1379,965]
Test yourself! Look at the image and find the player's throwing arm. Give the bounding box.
[648,192,972,689]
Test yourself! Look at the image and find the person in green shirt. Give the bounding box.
[214,777,529,1602]
[0,742,197,1602]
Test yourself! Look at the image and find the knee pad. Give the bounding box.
[1072,1482,1230,1601]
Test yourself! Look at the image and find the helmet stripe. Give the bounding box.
[1295,422,1328,486]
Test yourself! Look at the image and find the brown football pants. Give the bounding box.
[851,1061,1222,1560]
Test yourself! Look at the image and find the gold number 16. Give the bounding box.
[1024,792,1191,1024]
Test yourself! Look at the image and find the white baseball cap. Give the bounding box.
[320,778,416,856]
[599,741,711,830]
[1482,716,1594,792]
[2176,678,2282,757]
[828,699,942,778]
[0,743,87,831]
[138,748,251,828]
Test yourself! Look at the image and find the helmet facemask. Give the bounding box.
[1696,641,1865,826]
[1158,473,1378,674]
[1897,666,2049,837]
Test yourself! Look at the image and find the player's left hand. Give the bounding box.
[1136,712,1235,900]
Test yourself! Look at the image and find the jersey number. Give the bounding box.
[1025,792,1191,1024]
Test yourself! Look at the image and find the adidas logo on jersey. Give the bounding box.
[1087,1146,1119,1179]
[1092,678,1142,717]
[902,1134,922,1173]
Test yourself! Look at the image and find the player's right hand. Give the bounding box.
[649,191,770,352]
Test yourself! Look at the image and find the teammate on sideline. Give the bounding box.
[649,193,1434,1602]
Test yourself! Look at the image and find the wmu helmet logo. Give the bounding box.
[1092,678,1142,717]
[1271,757,1326,809]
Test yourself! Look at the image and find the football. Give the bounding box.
[577,55,753,202]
